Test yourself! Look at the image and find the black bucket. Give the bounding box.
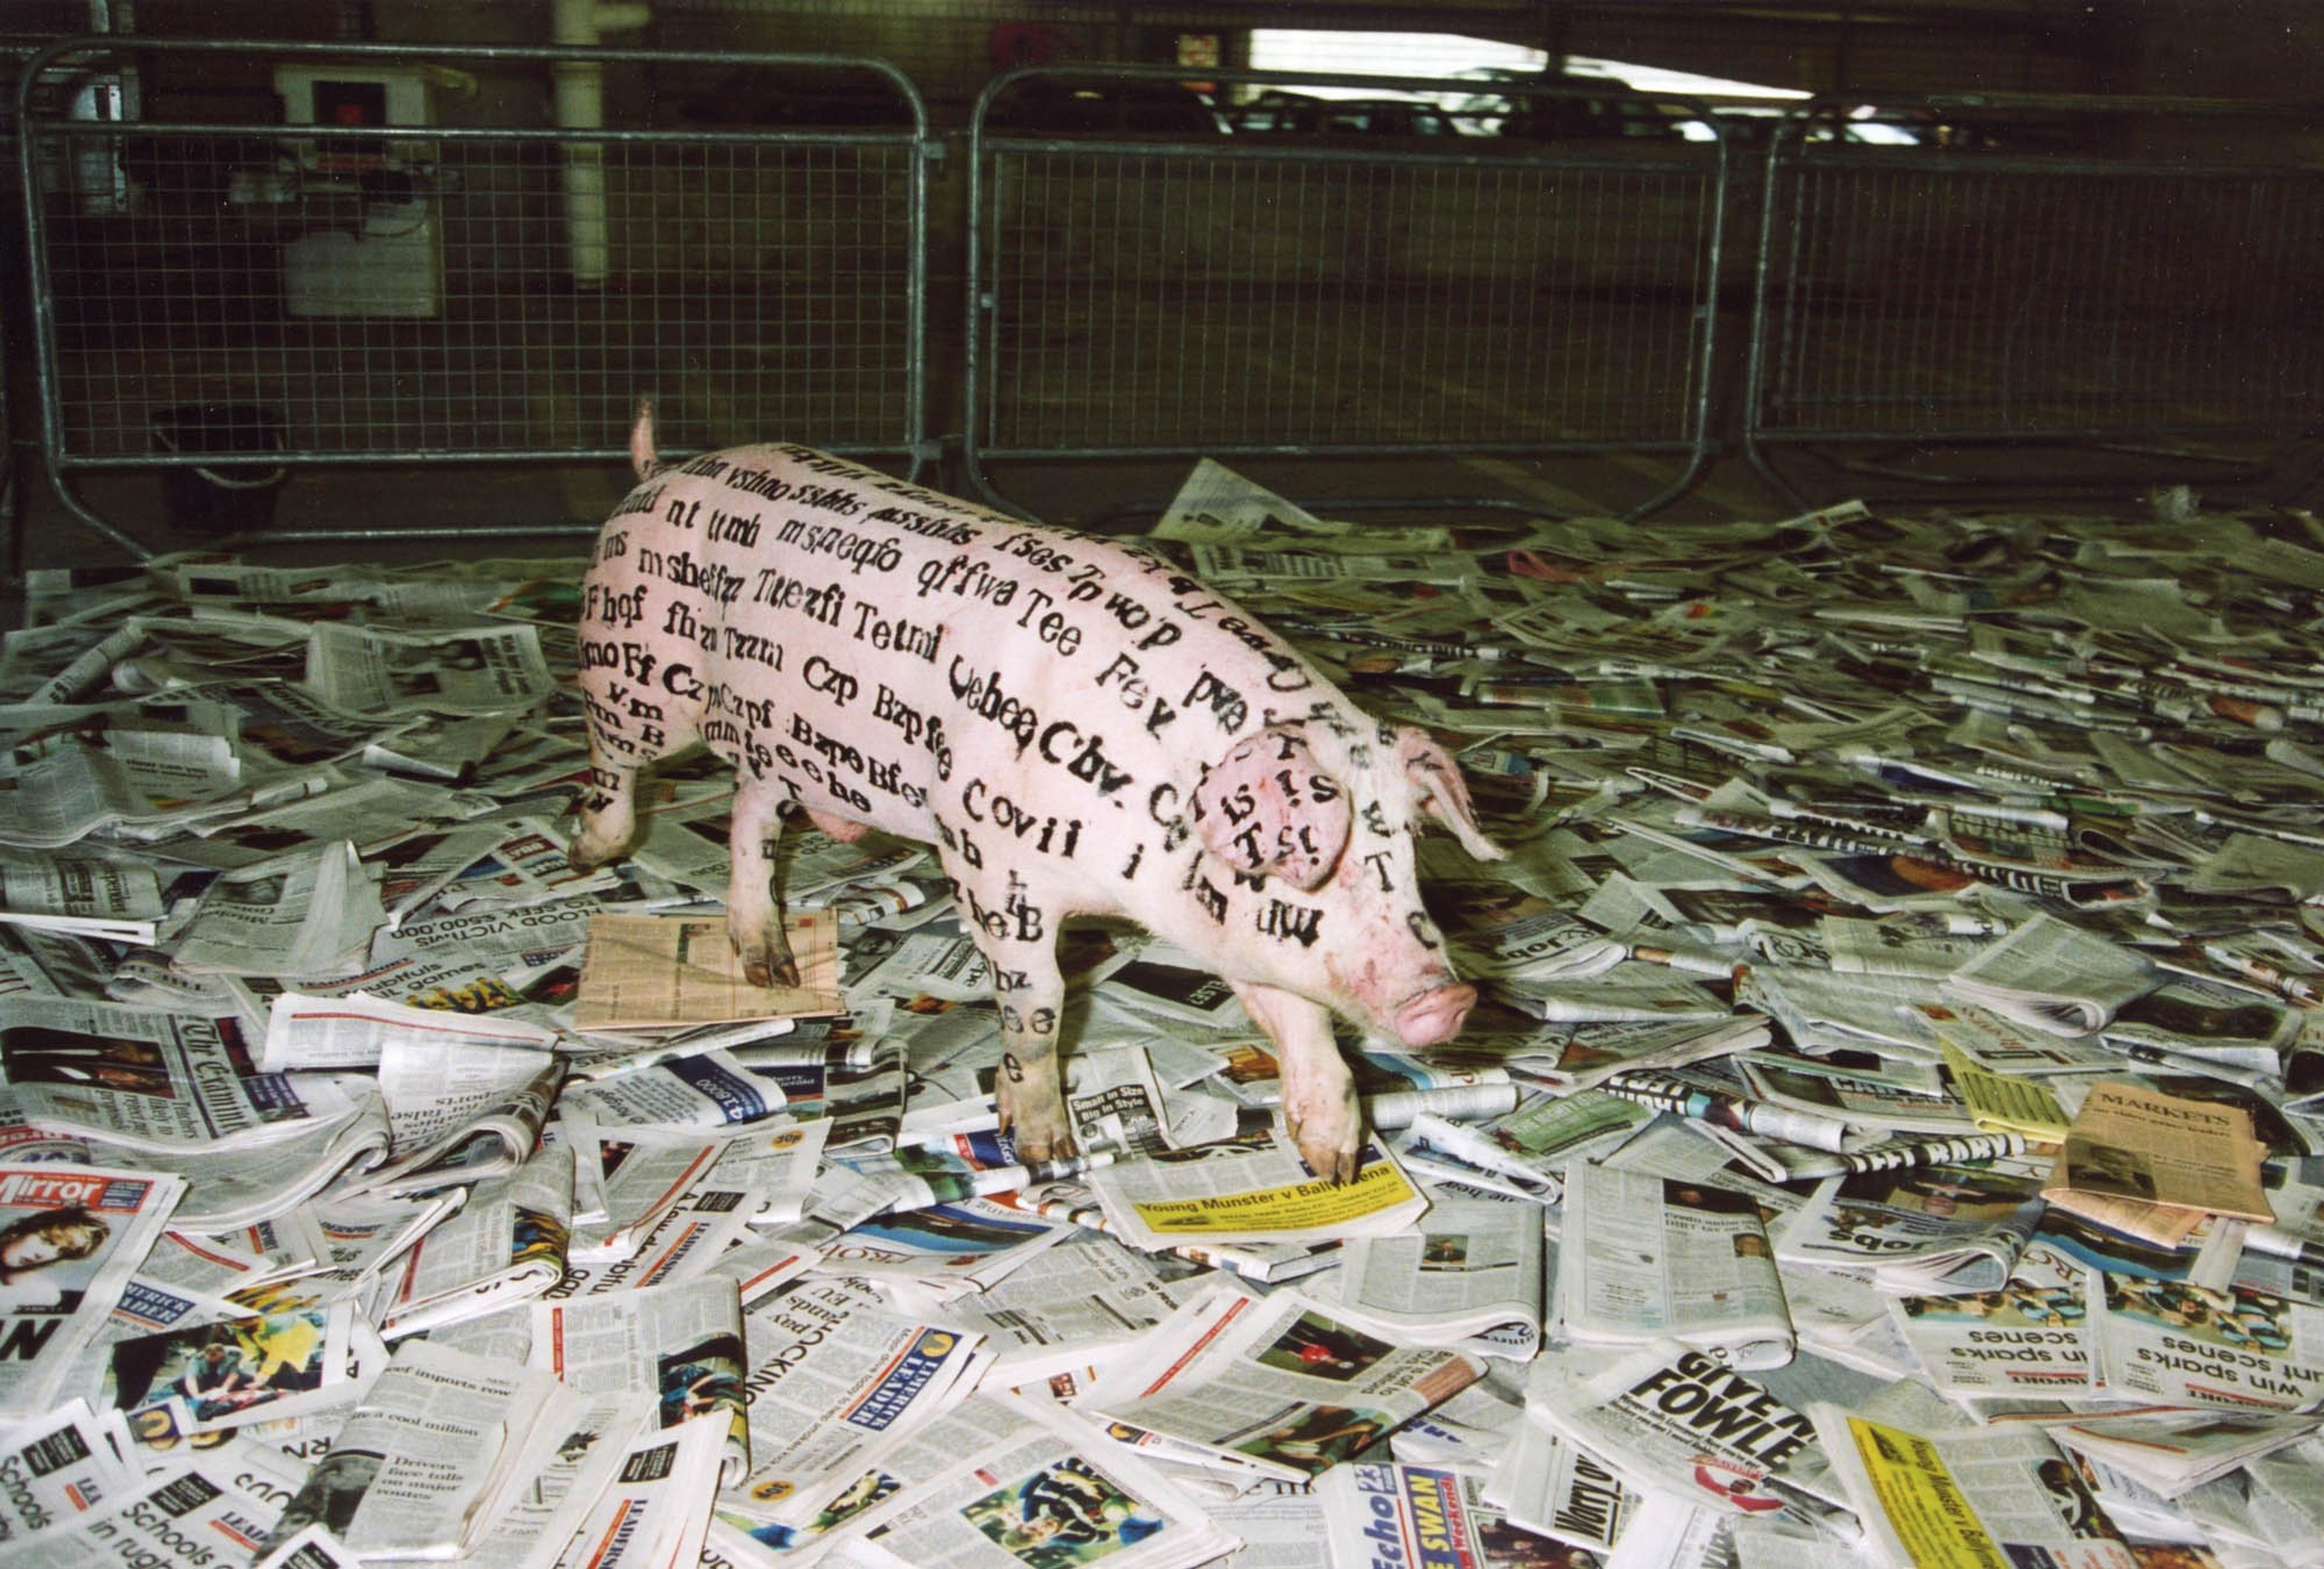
[149,403,287,535]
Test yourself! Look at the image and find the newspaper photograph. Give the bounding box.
[1071,1281,1486,1482]
[1557,1162,1793,1370]
[105,1298,365,1438]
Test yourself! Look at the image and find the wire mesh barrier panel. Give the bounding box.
[16,39,930,553]
[1743,95,2324,503]
[963,66,1729,516]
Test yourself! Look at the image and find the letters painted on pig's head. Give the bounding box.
[1184,709,1504,1050]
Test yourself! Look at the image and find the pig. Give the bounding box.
[570,406,1503,1181]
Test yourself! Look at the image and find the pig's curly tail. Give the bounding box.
[629,401,666,481]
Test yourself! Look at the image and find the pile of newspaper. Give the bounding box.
[2,465,2324,1569]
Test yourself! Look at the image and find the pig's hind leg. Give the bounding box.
[1232,981,1362,1184]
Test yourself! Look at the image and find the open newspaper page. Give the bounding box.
[373,1146,574,1338]
[881,1231,1215,1386]
[0,1000,366,1152]
[1082,1125,1429,1250]
[1883,1243,2099,1405]
[2042,1082,2274,1235]
[0,1400,145,1548]
[303,619,556,718]
[812,1392,1238,1569]
[0,1163,184,1420]
[1485,1415,1643,1559]
[1071,1281,1486,1482]
[1939,913,2158,1038]
[573,912,844,1031]
[1773,1161,2049,1293]
[272,1339,586,1559]
[0,1435,310,1569]
[1809,1401,2141,1569]
[530,1272,753,1485]
[465,1390,656,1569]
[1321,1458,1604,1569]
[343,1044,564,1200]
[551,1403,730,1569]
[723,1274,992,1527]
[2091,1273,2324,1410]
[1526,1347,1841,1525]
[1313,1197,1545,1360]
[1557,1162,1793,1370]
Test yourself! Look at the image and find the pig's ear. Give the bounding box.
[1190,728,1351,892]
[1396,727,1506,862]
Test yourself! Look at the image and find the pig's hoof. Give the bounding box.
[732,931,799,990]
[568,829,625,872]
[999,1093,1077,1166]
[1288,1114,1362,1186]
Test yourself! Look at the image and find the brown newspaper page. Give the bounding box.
[571,911,844,1031]
[2042,1081,2273,1231]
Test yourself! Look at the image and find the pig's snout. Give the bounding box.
[1393,982,1477,1048]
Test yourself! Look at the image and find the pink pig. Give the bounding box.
[571,407,1502,1180]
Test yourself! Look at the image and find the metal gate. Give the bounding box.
[16,38,934,558]
[963,64,1733,520]
[1743,93,2324,505]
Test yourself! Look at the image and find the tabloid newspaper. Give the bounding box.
[1883,1243,2098,1403]
[921,1231,1216,1385]
[1556,1162,1793,1370]
[1320,1459,1604,1569]
[272,1339,589,1559]
[0,1400,142,1548]
[724,1274,992,1524]
[1080,1126,1430,1250]
[0,1163,185,1420]
[2091,1273,2324,1410]
[796,1392,1239,1569]
[1525,1347,1840,1525]
[550,1404,730,1569]
[1483,1416,1641,1557]
[1314,1197,1546,1360]
[1772,1161,2049,1293]
[0,1436,309,1569]
[1810,1401,2142,1569]
[1070,1281,1487,1483]
[530,1273,753,1485]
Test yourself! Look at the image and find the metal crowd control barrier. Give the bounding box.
[16,38,933,560]
[1743,93,2324,507]
[963,64,1732,521]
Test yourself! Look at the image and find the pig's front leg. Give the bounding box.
[1232,981,1361,1184]
[727,777,798,988]
[570,745,639,872]
[992,956,1075,1163]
